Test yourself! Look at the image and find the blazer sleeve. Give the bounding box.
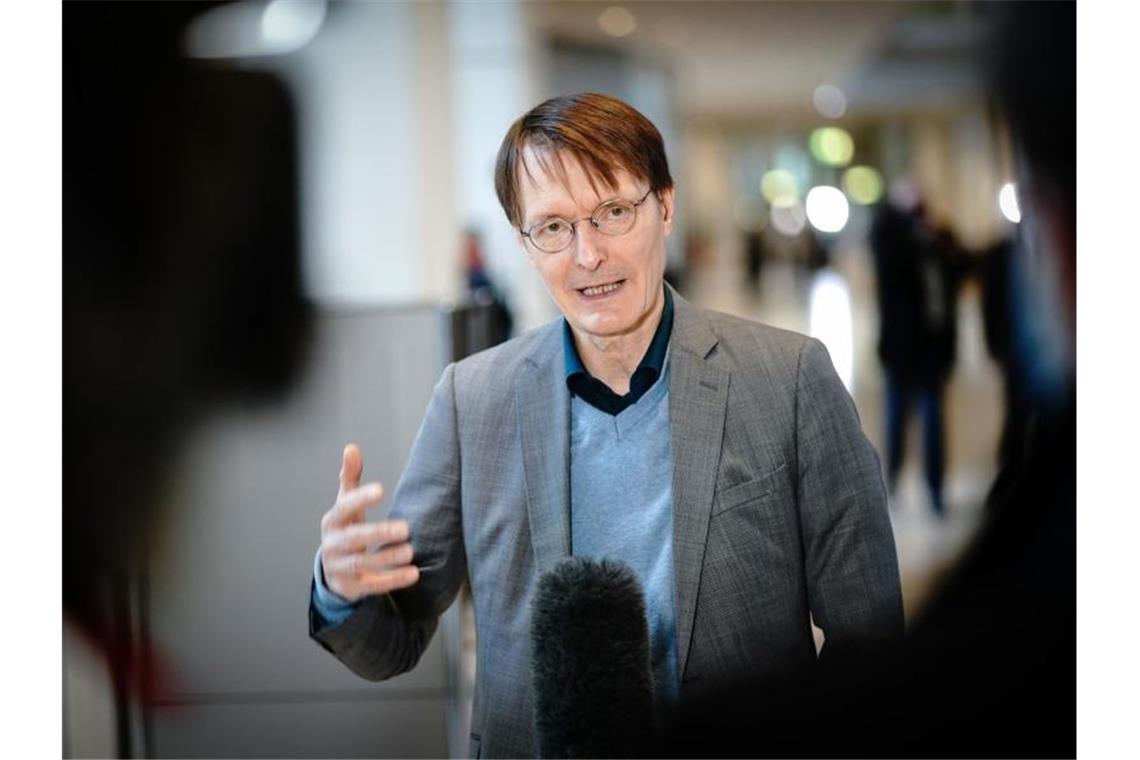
[308,362,467,681]
[794,338,904,671]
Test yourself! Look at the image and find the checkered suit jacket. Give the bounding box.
[309,287,903,758]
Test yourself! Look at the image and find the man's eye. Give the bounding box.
[607,205,628,218]
[544,221,565,234]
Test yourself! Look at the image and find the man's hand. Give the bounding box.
[319,444,421,603]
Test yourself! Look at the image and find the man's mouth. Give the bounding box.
[577,279,625,297]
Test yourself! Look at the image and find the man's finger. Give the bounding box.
[324,483,385,531]
[324,520,409,557]
[354,565,421,596]
[339,443,364,495]
[324,542,414,577]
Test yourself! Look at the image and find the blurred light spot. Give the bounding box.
[809,269,854,392]
[809,127,854,167]
[805,186,849,233]
[261,0,326,52]
[842,165,884,205]
[812,84,847,119]
[770,202,807,237]
[598,6,637,37]
[733,195,768,232]
[761,169,799,207]
[185,0,326,58]
[184,1,263,59]
[999,182,1021,223]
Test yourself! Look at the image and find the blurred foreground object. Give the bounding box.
[668,2,1075,755]
[530,558,656,758]
[65,0,309,752]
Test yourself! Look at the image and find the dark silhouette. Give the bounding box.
[980,234,1035,506]
[668,2,1074,755]
[66,2,310,753]
[870,194,963,514]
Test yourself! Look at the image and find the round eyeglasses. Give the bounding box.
[520,189,654,253]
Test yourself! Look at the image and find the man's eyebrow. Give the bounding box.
[524,204,570,224]
[525,194,625,228]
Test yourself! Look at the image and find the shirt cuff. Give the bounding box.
[312,547,358,625]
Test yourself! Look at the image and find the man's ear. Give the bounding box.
[658,188,676,235]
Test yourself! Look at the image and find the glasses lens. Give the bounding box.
[594,201,637,236]
[531,219,573,252]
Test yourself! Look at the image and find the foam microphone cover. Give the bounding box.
[530,556,656,758]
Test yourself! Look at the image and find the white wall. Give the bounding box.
[449,0,553,333]
[272,1,461,308]
[262,0,557,331]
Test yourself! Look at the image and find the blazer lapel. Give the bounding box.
[668,292,729,682]
[517,326,572,574]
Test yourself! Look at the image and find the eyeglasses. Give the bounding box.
[520,189,654,253]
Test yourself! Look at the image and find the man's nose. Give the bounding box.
[572,222,607,270]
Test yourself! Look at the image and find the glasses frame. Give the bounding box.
[520,188,654,253]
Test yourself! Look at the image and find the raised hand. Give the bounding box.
[318,444,420,603]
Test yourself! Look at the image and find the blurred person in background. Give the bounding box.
[308,92,902,757]
[461,227,514,345]
[65,1,309,753]
[744,227,765,290]
[870,180,964,515]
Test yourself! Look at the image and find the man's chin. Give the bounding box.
[565,300,662,342]
[567,313,633,341]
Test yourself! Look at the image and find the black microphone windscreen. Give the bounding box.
[530,556,656,758]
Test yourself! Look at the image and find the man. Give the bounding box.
[309,93,902,758]
[870,186,962,516]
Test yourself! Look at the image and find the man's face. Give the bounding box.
[515,147,675,341]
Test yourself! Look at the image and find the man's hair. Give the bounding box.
[494,92,674,229]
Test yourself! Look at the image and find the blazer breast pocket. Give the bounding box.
[713,462,788,516]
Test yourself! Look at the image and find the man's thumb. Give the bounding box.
[339,443,363,491]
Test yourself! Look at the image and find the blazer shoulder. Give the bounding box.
[450,319,560,390]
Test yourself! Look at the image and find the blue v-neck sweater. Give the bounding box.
[569,358,679,708]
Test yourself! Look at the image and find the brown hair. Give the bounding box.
[494,93,674,229]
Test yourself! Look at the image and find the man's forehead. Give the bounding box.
[517,144,632,214]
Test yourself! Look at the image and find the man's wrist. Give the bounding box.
[312,548,358,619]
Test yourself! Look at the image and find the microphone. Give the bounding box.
[530,557,657,758]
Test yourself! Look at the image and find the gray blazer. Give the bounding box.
[310,290,903,758]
